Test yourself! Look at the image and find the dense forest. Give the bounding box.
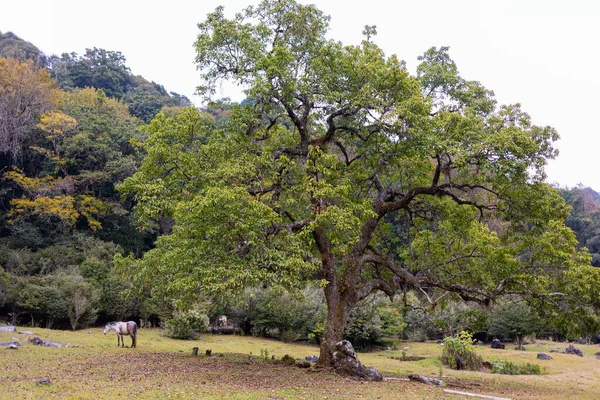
[1,18,599,355]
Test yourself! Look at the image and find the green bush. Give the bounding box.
[491,359,543,375]
[441,331,483,370]
[163,306,210,339]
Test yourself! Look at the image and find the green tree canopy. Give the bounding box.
[118,0,599,365]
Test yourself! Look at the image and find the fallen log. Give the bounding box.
[408,374,444,386]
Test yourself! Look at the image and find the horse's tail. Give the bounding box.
[133,322,138,348]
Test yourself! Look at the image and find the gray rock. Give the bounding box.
[18,331,33,335]
[30,336,62,348]
[0,341,21,348]
[7,343,19,349]
[36,377,51,385]
[491,338,505,349]
[366,366,383,381]
[565,344,583,357]
[331,340,383,381]
[0,326,16,332]
[537,353,553,360]
[305,355,319,363]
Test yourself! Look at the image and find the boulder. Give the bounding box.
[305,355,319,363]
[36,377,51,385]
[30,336,62,348]
[331,340,383,381]
[490,338,505,349]
[366,366,383,381]
[537,353,553,360]
[0,326,16,332]
[1,341,21,348]
[565,344,583,357]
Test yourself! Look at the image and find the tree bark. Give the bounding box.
[314,227,356,367]
[319,286,344,366]
[319,273,357,367]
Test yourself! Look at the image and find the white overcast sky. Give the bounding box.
[1,0,599,189]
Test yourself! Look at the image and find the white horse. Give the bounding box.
[104,321,138,348]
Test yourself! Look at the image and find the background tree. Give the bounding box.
[488,302,542,349]
[0,57,58,160]
[118,0,598,366]
[556,185,600,266]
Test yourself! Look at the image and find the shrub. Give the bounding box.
[441,331,483,370]
[163,306,210,339]
[491,359,543,375]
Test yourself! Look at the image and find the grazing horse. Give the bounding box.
[104,321,137,348]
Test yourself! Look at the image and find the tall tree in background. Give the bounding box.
[0,57,57,160]
[48,48,132,99]
[119,0,598,365]
[48,49,192,123]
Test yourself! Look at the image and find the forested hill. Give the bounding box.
[557,186,600,267]
[0,31,192,122]
[0,30,199,329]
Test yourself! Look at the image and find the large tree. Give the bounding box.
[119,0,598,366]
[0,57,57,160]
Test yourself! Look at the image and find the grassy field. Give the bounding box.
[1,327,600,399]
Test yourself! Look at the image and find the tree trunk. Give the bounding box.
[313,228,357,367]
[318,282,354,367]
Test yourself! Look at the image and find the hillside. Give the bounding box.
[0,31,191,122]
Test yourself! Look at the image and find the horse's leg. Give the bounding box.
[130,333,135,348]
